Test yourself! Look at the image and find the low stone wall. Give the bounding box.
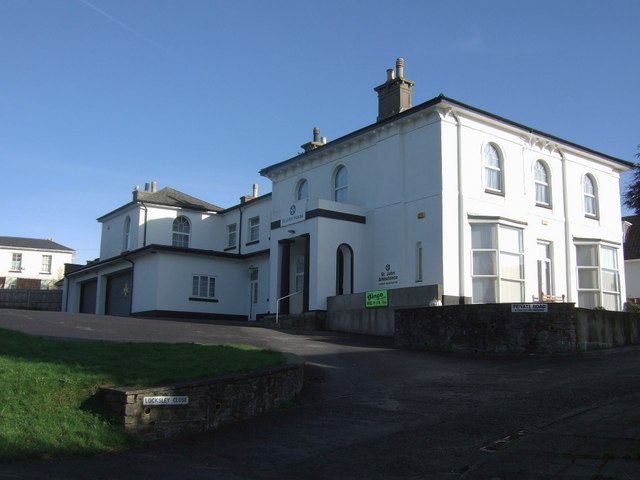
[261,311,327,331]
[0,289,62,311]
[395,303,640,354]
[97,354,304,440]
[327,285,443,337]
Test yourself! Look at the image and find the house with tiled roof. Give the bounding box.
[623,215,640,303]
[63,182,270,319]
[0,236,75,289]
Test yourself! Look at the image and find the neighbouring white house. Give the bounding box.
[0,236,75,289]
[63,182,271,319]
[623,215,640,304]
[64,58,633,320]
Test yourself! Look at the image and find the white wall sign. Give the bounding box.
[143,396,190,406]
[511,304,548,313]
[377,263,399,287]
[280,201,306,227]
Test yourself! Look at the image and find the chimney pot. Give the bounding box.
[313,127,321,143]
[252,183,259,198]
[321,136,327,145]
[151,181,157,193]
[386,68,395,81]
[144,182,150,192]
[396,58,404,78]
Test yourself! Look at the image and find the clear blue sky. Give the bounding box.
[2,0,639,264]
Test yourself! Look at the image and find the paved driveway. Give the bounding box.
[1,309,640,479]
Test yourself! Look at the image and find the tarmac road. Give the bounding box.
[1,309,640,479]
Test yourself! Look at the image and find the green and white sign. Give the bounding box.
[366,290,388,308]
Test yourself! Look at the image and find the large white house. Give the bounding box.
[64,59,633,320]
[0,236,75,289]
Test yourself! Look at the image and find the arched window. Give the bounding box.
[483,143,503,193]
[534,161,551,207]
[123,216,131,251]
[583,174,598,218]
[296,179,309,200]
[172,216,191,247]
[333,166,348,202]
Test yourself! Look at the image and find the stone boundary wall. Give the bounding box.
[97,354,304,441]
[0,289,62,311]
[326,285,443,337]
[395,303,640,354]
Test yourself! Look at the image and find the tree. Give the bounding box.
[623,145,640,215]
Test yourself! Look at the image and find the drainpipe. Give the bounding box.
[559,150,573,302]
[452,112,466,303]
[139,201,148,247]
[238,206,243,255]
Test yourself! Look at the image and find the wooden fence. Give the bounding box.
[0,289,62,311]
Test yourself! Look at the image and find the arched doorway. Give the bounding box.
[336,244,354,295]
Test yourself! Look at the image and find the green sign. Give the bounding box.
[366,290,388,308]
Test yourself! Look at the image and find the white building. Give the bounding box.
[64,58,632,320]
[0,236,75,289]
[261,58,632,318]
[63,183,270,319]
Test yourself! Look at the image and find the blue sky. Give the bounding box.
[2,0,639,264]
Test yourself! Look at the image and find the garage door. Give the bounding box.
[79,279,97,314]
[105,270,133,316]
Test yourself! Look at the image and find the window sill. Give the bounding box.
[536,203,552,210]
[224,246,237,251]
[245,240,260,246]
[39,272,52,275]
[484,188,505,197]
[189,297,219,303]
[584,214,599,220]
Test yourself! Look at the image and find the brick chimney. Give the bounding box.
[373,58,415,122]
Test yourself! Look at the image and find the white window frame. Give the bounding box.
[576,243,620,310]
[123,216,131,251]
[191,275,216,299]
[172,216,191,248]
[10,253,22,272]
[536,241,554,297]
[333,165,348,203]
[471,223,524,303]
[296,178,309,201]
[227,223,237,248]
[41,255,52,274]
[534,160,551,207]
[248,216,260,242]
[583,174,598,218]
[483,143,504,194]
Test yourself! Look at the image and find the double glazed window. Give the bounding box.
[583,175,598,218]
[248,216,260,242]
[471,223,524,303]
[296,179,309,201]
[534,161,551,207]
[192,275,216,299]
[227,223,237,248]
[483,143,503,194]
[333,166,348,202]
[10,253,22,272]
[172,216,191,247]
[576,244,620,310]
[41,255,52,274]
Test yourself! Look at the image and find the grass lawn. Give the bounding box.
[0,327,285,462]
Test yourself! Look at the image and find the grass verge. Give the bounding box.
[0,327,285,462]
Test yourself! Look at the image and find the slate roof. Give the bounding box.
[136,187,223,212]
[0,236,75,252]
[98,186,223,221]
[624,215,640,260]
